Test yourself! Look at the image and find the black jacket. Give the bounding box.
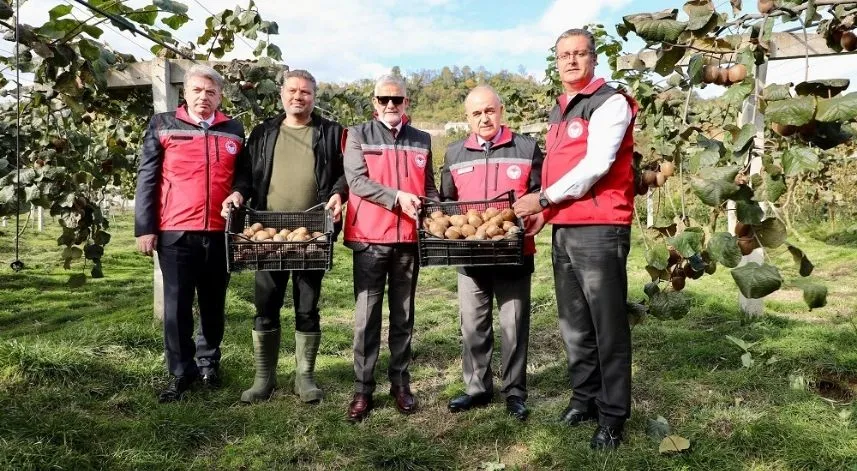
[233,111,347,212]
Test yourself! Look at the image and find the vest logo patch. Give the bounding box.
[567,120,584,139]
[225,140,239,155]
[457,166,474,175]
[414,153,427,169]
[506,165,522,180]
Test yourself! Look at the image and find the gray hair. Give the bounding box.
[374,74,407,97]
[555,28,596,53]
[184,64,224,91]
[283,69,317,92]
[465,85,503,107]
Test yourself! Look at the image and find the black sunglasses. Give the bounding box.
[375,96,405,105]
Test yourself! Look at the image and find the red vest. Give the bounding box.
[344,120,433,244]
[159,107,244,232]
[446,126,540,255]
[542,79,638,226]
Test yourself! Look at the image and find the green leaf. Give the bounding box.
[765,96,816,126]
[162,13,190,30]
[62,246,83,261]
[782,147,819,176]
[259,20,278,34]
[153,0,188,14]
[255,78,278,95]
[91,260,104,279]
[801,283,827,310]
[741,352,755,368]
[795,79,849,98]
[646,243,670,271]
[627,302,648,326]
[646,416,671,441]
[84,244,104,260]
[722,80,754,107]
[93,230,111,246]
[815,92,857,123]
[763,83,793,102]
[786,243,814,277]
[730,262,783,298]
[708,232,742,268]
[753,217,787,249]
[644,282,660,298]
[736,200,764,225]
[693,136,726,168]
[634,19,687,43]
[758,173,787,203]
[725,334,752,352]
[649,291,691,320]
[654,45,686,76]
[266,43,282,61]
[668,231,703,258]
[78,39,101,62]
[690,175,739,207]
[48,4,73,20]
[130,5,158,26]
[688,53,704,85]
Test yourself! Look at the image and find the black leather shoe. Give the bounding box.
[158,375,196,403]
[559,405,598,426]
[448,392,492,413]
[201,367,221,389]
[505,396,529,421]
[590,424,624,450]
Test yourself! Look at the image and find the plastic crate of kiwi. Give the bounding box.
[417,191,524,267]
[225,205,334,272]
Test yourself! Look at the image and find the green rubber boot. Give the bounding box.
[240,329,280,403]
[294,331,323,403]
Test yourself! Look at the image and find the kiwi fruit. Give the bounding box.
[659,161,675,177]
[727,64,747,83]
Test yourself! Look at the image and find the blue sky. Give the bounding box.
[10,0,857,92]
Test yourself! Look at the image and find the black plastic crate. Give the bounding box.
[417,191,524,267]
[225,205,334,272]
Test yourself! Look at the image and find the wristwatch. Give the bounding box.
[538,191,550,208]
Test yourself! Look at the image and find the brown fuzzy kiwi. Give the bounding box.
[659,161,676,177]
[655,172,667,187]
[445,227,463,240]
[842,31,857,52]
[771,122,797,137]
[642,170,658,187]
[727,64,747,83]
[500,208,516,222]
[703,65,720,84]
[757,0,775,14]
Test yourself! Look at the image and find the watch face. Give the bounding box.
[539,195,549,208]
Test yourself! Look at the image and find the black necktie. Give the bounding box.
[391,127,398,139]
[200,121,210,131]
[482,141,492,152]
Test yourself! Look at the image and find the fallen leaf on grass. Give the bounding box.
[659,435,691,454]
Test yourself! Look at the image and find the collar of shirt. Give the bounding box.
[187,109,215,127]
[476,131,499,148]
[379,120,402,135]
[566,77,599,101]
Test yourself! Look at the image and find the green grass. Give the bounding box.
[1,214,857,470]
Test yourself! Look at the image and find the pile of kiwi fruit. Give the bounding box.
[237,222,327,243]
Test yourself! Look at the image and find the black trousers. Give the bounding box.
[552,225,631,427]
[254,270,324,332]
[351,244,419,394]
[157,231,230,377]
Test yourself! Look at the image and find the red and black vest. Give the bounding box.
[344,119,433,244]
[440,126,542,255]
[542,79,638,226]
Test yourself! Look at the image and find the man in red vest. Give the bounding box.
[440,85,543,421]
[342,75,439,422]
[513,28,639,449]
[135,65,245,402]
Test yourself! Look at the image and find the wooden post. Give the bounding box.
[733,60,768,318]
[35,206,43,232]
[646,190,654,227]
[151,58,179,322]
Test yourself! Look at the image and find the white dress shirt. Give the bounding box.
[544,90,632,204]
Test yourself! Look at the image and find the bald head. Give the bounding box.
[464,85,504,141]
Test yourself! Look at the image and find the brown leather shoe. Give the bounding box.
[390,385,417,414]
[347,393,373,422]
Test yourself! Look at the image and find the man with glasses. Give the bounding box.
[222,69,346,406]
[440,85,543,421]
[342,74,438,422]
[135,64,245,402]
[513,28,639,449]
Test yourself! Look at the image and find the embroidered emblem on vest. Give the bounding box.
[225,140,239,155]
[415,154,427,169]
[506,165,522,180]
[567,120,584,139]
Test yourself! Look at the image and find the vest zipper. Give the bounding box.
[493,162,499,192]
[394,137,401,241]
[483,147,490,199]
[204,126,211,230]
[350,199,363,225]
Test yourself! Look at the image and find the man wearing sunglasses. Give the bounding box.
[342,74,439,422]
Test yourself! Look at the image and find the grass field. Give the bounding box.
[1,214,857,470]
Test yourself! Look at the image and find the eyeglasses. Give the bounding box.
[556,50,593,62]
[376,96,405,106]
